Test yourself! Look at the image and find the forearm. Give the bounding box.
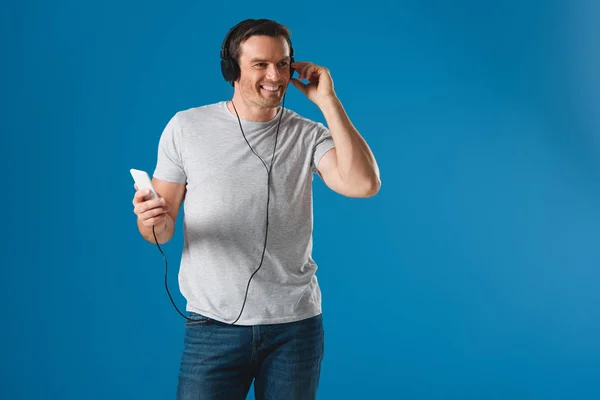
[137,214,175,245]
[318,96,380,188]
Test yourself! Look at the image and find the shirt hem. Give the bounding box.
[186,305,322,326]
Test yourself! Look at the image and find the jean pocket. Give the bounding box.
[185,312,212,327]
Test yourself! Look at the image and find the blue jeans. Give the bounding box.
[176,312,325,400]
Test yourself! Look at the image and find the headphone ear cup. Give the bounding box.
[221,59,240,83]
[220,59,232,82]
[289,56,295,79]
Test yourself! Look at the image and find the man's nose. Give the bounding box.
[266,64,281,81]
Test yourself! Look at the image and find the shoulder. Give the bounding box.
[172,101,226,127]
[283,107,328,135]
[161,102,229,144]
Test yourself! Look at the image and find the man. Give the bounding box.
[132,18,380,400]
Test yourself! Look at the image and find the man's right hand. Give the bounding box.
[132,184,170,230]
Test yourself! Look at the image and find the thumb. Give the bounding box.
[290,78,307,95]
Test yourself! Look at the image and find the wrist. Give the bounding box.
[156,215,169,234]
[316,93,339,110]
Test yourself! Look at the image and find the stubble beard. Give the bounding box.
[242,79,284,109]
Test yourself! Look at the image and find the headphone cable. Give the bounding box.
[152,225,194,322]
[152,95,285,325]
[230,95,285,325]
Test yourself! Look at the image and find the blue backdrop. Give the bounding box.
[2,0,599,398]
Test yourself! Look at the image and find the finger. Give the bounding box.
[304,66,317,81]
[141,206,168,221]
[133,188,159,206]
[135,197,166,214]
[294,63,310,80]
[133,189,145,206]
[144,215,166,228]
[290,78,308,95]
[133,188,150,203]
[141,197,166,213]
[307,65,326,82]
[138,207,169,225]
[291,61,309,69]
[302,64,313,81]
[297,63,322,81]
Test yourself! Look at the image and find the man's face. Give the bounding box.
[235,35,292,109]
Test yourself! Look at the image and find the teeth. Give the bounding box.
[261,86,279,91]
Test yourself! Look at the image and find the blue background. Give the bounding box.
[2,0,599,398]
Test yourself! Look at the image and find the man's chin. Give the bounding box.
[257,96,282,108]
[259,88,285,100]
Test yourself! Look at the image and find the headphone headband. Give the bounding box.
[220,20,247,61]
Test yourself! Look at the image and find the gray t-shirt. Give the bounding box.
[153,101,335,325]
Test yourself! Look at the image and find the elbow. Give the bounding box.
[366,177,381,197]
[356,176,381,198]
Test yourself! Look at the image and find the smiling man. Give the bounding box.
[132,18,380,400]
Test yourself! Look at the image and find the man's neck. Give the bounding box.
[228,96,279,122]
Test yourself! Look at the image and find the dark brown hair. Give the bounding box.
[226,19,293,65]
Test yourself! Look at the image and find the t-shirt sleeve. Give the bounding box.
[153,113,187,184]
[311,122,336,174]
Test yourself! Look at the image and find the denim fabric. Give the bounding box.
[176,312,324,400]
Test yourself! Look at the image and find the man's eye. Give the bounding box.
[255,63,267,67]
[278,62,289,67]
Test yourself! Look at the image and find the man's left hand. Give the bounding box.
[290,62,337,106]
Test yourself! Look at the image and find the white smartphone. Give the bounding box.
[130,168,158,200]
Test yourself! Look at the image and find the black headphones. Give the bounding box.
[220,19,295,86]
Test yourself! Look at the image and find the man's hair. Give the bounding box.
[226,19,293,65]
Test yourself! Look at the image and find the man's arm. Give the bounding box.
[136,178,186,244]
[316,96,381,198]
[290,61,381,198]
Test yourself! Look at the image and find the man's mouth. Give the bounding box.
[260,85,281,92]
